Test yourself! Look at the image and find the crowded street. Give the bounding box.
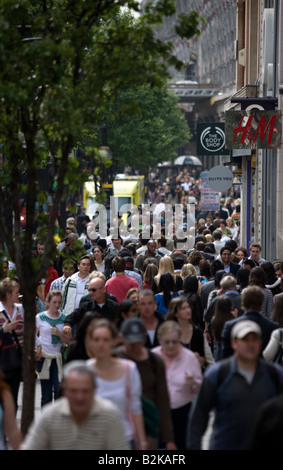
[1,0,283,457]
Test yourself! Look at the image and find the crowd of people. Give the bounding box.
[1,173,283,450]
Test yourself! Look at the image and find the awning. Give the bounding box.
[174,155,203,166]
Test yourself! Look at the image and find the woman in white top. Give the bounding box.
[86,319,147,450]
[35,290,70,407]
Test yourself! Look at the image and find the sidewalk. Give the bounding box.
[16,378,42,427]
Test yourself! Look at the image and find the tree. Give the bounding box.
[0,0,204,435]
[83,83,191,172]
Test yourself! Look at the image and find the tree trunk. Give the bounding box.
[20,293,37,436]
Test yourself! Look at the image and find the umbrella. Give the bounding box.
[174,155,203,166]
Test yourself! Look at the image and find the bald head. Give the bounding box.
[88,276,106,303]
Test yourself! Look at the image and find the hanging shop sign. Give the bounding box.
[225,110,282,150]
[197,122,230,155]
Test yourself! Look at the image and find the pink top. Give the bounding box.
[152,345,203,409]
[105,275,140,304]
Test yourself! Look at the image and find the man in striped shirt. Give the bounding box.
[49,259,76,292]
[21,361,130,450]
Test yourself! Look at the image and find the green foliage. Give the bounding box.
[85,83,191,171]
[0,0,202,280]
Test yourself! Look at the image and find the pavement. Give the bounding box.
[16,379,42,427]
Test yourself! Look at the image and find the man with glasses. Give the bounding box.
[63,276,118,338]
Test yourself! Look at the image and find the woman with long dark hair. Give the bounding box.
[154,272,179,316]
[247,267,273,317]
[211,295,238,361]
[261,261,282,297]
[182,275,204,330]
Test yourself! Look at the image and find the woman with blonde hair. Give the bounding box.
[152,256,182,293]
[180,263,197,282]
[0,278,24,408]
[226,217,238,238]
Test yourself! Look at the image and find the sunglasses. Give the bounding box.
[89,287,102,292]
[162,339,179,345]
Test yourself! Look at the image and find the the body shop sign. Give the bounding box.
[197,123,229,155]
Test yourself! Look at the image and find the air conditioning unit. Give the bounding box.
[262,8,274,96]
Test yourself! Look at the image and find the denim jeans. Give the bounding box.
[38,358,60,407]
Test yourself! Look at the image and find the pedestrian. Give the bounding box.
[65,311,102,363]
[35,290,70,407]
[21,361,130,450]
[0,278,24,408]
[182,275,204,330]
[261,261,282,297]
[262,295,283,362]
[61,255,93,317]
[187,320,283,450]
[116,317,177,450]
[154,273,179,316]
[63,275,118,338]
[137,289,164,349]
[152,321,202,451]
[115,298,138,329]
[135,240,161,272]
[105,256,140,304]
[246,266,274,317]
[219,246,240,275]
[86,319,147,449]
[142,263,159,290]
[251,393,283,450]
[92,245,105,273]
[0,368,22,449]
[152,256,182,294]
[49,259,76,292]
[211,295,237,361]
[166,296,214,370]
[248,242,266,265]
[221,285,279,358]
[236,267,250,293]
